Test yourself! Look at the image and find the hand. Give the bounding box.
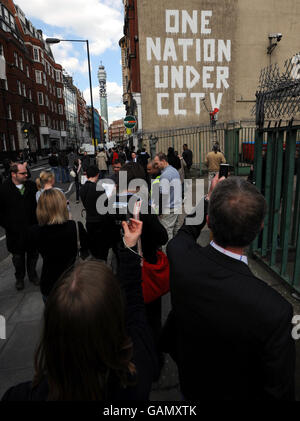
[122,218,143,248]
[207,173,226,200]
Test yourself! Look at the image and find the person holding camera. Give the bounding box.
[2,219,158,401]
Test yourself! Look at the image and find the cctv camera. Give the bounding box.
[269,33,282,41]
[276,33,282,42]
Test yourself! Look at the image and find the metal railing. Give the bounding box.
[252,123,300,290]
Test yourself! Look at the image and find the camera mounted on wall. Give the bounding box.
[267,33,282,55]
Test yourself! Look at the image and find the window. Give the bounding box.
[3,8,9,23]
[14,52,18,67]
[55,70,61,82]
[58,104,63,115]
[54,103,57,113]
[37,92,44,105]
[47,63,50,76]
[0,44,3,56]
[35,70,42,84]
[32,113,35,125]
[33,47,39,62]
[43,72,47,86]
[60,120,65,131]
[21,108,25,121]
[29,90,32,101]
[48,115,51,127]
[10,135,15,151]
[19,57,23,70]
[26,110,29,123]
[51,67,54,79]
[26,65,30,78]
[57,87,62,98]
[9,15,15,30]
[40,113,46,126]
[49,84,52,94]
[45,95,49,107]
[22,84,26,97]
[8,105,12,119]
[17,80,21,95]
[40,51,44,65]
[0,133,6,151]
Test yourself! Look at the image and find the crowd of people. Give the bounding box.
[0,141,296,401]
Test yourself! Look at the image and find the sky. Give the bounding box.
[15,0,125,124]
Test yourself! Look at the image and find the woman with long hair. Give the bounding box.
[2,219,158,401]
[28,189,88,301]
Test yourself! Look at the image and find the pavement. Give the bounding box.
[1,173,300,400]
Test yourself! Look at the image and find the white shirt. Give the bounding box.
[210,241,248,265]
[16,184,24,190]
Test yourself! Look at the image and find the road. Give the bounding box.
[0,163,74,263]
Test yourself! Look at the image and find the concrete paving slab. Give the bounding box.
[0,294,24,322]
[0,366,34,400]
[8,292,44,324]
[0,323,17,353]
[0,320,42,370]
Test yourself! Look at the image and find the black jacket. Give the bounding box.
[48,154,58,167]
[0,179,37,253]
[28,220,89,297]
[167,154,181,170]
[2,245,158,401]
[182,149,193,169]
[164,207,295,401]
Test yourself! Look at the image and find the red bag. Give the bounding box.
[141,250,170,303]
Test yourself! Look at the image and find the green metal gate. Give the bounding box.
[252,124,300,289]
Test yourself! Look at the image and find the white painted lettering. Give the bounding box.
[178,39,193,62]
[155,65,168,88]
[166,10,179,33]
[163,38,177,61]
[146,37,161,61]
[157,93,169,115]
[217,66,229,89]
[174,93,187,115]
[191,93,205,114]
[203,66,214,88]
[186,66,200,89]
[218,40,231,62]
[196,39,201,62]
[210,92,223,109]
[182,10,198,34]
[171,66,184,89]
[201,11,212,34]
[204,39,215,62]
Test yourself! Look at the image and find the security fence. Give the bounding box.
[252,123,300,290]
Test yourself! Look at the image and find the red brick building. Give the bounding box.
[0,0,66,159]
[109,119,125,142]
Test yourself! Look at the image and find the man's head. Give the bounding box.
[84,151,87,156]
[208,177,267,248]
[86,165,99,181]
[131,152,136,160]
[147,161,160,177]
[154,152,168,170]
[183,144,188,151]
[113,160,122,174]
[10,163,28,185]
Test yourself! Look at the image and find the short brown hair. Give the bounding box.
[155,152,167,161]
[208,177,267,247]
[33,260,135,400]
[37,189,69,226]
[9,162,19,174]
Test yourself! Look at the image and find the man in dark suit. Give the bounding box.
[164,175,295,400]
[0,163,39,290]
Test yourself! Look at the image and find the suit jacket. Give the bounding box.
[0,179,37,253]
[165,214,295,401]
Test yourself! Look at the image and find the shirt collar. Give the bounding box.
[210,241,248,265]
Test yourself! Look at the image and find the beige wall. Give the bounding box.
[138,0,300,131]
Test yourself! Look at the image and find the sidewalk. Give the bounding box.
[1,189,300,400]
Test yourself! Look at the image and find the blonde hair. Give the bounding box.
[36,171,55,191]
[37,189,69,226]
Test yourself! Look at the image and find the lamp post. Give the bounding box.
[45,38,97,154]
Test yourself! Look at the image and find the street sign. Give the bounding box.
[124,115,137,129]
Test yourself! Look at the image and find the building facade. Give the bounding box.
[63,74,79,150]
[109,119,125,142]
[121,0,300,132]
